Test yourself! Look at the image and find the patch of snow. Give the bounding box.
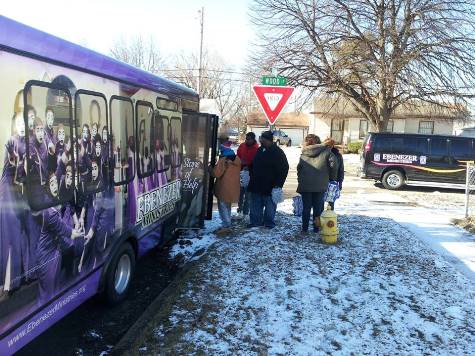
[149,198,475,355]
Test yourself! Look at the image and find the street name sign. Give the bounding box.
[261,76,287,86]
[252,85,295,125]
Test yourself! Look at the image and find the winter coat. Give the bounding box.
[212,156,241,203]
[297,144,338,193]
[248,144,289,196]
[237,142,259,169]
[332,147,344,184]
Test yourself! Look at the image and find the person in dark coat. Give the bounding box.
[248,130,289,229]
[297,134,338,233]
[324,138,344,210]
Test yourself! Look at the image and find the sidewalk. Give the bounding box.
[117,200,475,355]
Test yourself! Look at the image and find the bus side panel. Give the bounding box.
[0,269,100,355]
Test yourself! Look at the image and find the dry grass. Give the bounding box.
[452,216,475,234]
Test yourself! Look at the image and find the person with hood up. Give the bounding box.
[212,143,241,235]
[247,130,289,229]
[297,134,337,234]
[323,137,344,210]
[236,132,259,217]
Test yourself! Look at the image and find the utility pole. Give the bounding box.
[198,7,204,97]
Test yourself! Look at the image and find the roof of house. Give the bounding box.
[247,112,310,128]
[313,96,468,120]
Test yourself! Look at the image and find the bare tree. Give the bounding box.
[166,51,247,122]
[250,0,475,131]
[110,35,165,74]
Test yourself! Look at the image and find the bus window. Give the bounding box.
[24,81,74,210]
[110,97,134,185]
[170,117,182,180]
[451,138,475,160]
[153,113,170,175]
[429,137,450,164]
[74,91,108,194]
[136,102,154,178]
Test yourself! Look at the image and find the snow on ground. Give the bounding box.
[132,200,475,355]
[168,213,221,266]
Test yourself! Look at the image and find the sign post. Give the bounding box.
[252,84,295,125]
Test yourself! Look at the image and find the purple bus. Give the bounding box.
[0,16,218,354]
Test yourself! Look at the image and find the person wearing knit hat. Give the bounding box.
[212,144,241,235]
[247,130,289,229]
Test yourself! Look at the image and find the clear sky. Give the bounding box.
[1,0,254,69]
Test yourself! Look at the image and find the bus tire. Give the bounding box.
[276,139,281,145]
[103,242,135,305]
[382,170,405,190]
[287,140,292,147]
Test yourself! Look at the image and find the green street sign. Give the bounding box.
[261,76,287,86]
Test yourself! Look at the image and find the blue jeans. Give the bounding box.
[249,193,277,228]
[238,187,250,215]
[301,192,325,232]
[218,200,232,228]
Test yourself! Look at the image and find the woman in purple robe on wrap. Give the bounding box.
[140,146,154,192]
[0,113,29,295]
[126,136,138,226]
[154,138,168,188]
[34,173,83,305]
[101,126,110,185]
[81,124,92,159]
[44,107,56,146]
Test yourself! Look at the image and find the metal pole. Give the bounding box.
[198,7,204,97]
[466,162,470,218]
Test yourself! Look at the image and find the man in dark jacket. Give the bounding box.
[297,135,338,233]
[324,138,344,210]
[248,131,289,229]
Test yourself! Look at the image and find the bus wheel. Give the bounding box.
[287,140,292,147]
[276,139,281,145]
[382,170,404,190]
[104,242,135,305]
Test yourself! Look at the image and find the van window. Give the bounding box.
[451,138,475,160]
[170,117,182,180]
[110,97,134,185]
[24,81,75,211]
[75,91,108,194]
[136,101,154,178]
[374,136,428,155]
[429,137,449,164]
[153,113,170,173]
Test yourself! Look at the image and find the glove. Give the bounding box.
[271,187,284,205]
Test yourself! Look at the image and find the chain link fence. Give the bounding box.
[465,162,475,217]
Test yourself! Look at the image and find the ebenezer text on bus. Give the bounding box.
[136,180,181,227]
[382,154,418,163]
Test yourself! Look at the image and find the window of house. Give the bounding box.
[330,119,344,143]
[359,120,369,139]
[136,101,155,178]
[386,120,394,133]
[75,90,108,194]
[419,121,434,134]
[24,81,75,210]
[110,96,135,185]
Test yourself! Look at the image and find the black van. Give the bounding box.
[359,133,474,189]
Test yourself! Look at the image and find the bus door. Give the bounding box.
[177,112,218,229]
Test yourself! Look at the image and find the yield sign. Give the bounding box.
[252,85,295,125]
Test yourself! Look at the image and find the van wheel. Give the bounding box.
[382,170,405,190]
[103,242,135,305]
[287,140,292,147]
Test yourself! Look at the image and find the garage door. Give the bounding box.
[280,128,306,146]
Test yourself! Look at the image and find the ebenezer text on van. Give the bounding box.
[382,154,418,163]
[136,180,181,226]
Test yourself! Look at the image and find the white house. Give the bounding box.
[309,97,468,144]
[246,111,310,146]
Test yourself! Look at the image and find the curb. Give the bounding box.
[111,260,198,355]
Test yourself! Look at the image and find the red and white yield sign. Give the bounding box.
[252,85,295,125]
